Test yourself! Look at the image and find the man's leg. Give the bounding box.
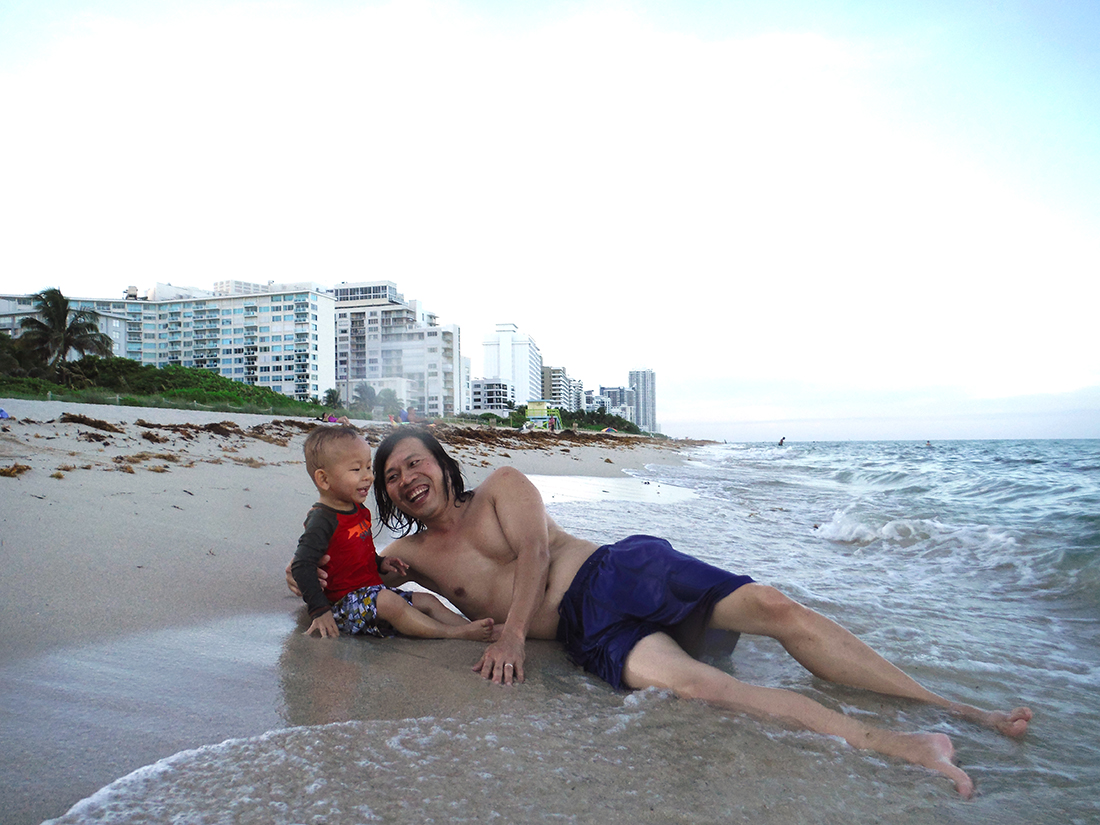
[708,584,1031,736]
[621,631,975,797]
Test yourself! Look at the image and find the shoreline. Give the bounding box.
[0,397,698,825]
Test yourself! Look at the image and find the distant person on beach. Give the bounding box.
[288,426,1032,797]
[778,436,785,446]
[290,425,495,642]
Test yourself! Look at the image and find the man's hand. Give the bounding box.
[304,610,340,638]
[286,555,331,597]
[473,629,526,685]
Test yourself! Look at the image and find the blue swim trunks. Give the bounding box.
[331,584,415,637]
[556,535,755,689]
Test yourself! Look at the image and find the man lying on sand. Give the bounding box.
[289,426,1032,797]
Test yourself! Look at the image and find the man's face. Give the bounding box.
[383,437,445,517]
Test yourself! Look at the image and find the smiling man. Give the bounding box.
[290,426,1032,797]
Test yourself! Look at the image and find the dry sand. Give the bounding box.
[0,398,695,824]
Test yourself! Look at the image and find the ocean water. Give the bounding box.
[44,439,1100,824]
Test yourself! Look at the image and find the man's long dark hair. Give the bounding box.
[373,427,472,536]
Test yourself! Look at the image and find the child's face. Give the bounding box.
[316,438,374,508]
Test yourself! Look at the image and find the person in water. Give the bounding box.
[289,426,1032,797]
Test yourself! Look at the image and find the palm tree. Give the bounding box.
[375,388,402,417]
[0,332,37,377]
[353,382,377,412]
[19,288,113,374]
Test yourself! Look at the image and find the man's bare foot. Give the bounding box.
[453,618,495,642]
[895,732,975,799]
[984,707,1032,737]
[951,704,1032,737]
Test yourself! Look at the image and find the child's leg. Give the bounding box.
[409,592,471,627]
[375,589,495,641]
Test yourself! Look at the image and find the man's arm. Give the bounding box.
[473,466,551,686]
[286,555,329,597]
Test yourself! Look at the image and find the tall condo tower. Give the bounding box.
[483,323,543,404]
[629,368,657,433]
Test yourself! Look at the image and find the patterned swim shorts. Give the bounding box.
[330,584,414,637]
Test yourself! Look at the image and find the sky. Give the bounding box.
[1,0,1098,441]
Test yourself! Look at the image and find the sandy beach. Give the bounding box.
[0,399,694,824]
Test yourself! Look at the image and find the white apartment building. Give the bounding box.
[483,323,543,404]
[2,283,335,401]
[333,281,462,418]
[629,368,658,433]
[461,356,472,413]
[570,378,585,412]
[470,378,515,414]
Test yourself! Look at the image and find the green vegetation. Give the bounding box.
[467,404,642,434]
[0,357,333,416]
[557,407,642,434]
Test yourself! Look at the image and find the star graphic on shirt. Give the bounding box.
[347,522,370,540]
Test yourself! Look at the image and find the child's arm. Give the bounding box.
[291,507,339,628]
[377,555,409,584]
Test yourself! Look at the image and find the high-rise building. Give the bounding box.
[541,366,581,412]
[599,385,636,413]
[470,378,515,413]
[570,378,585,413]
[592,385,636,423]
[629,369,657,433]
[483,323,543,404]
[460,356,472,413]
[332,281,462,419]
